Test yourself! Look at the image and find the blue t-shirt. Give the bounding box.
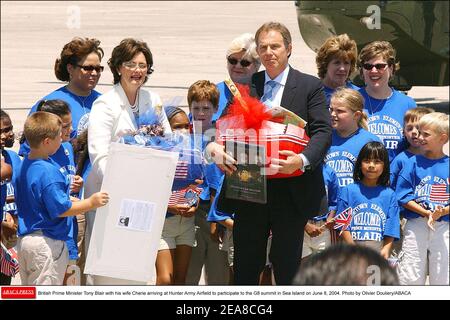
[21,141,76,185]
[50,143,78,259]
[214,81,232,122]
[325,128,381,188]
[323,81,359,106]
[188,129,219,202]
[200,162,224,201]
[16,157,72,241]
[359,87,416,162]
[207,174,234,223]
[312,163,339,221]
[3,182,17,216]
[396,155,449,222]
[78,161,92,199]
[336,182,400,241]
[50,142,77,185]
[165,134,205,218]
[1,149,22,211]
[390,150,415,190]
[19,86,100,152]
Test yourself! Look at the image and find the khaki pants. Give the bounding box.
[18,232,69,285]
[398,218,449,285]
[185,203,229,285]
[75,214,87,285]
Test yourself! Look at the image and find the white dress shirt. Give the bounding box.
[263,65,310,171]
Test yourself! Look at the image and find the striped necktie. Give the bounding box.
[261,80,277,108]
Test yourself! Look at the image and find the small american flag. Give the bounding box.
[174,160,189,179]
[168,187,203,206]
[333,207,353,236]
[430,180,449,204]
[1,242,19,277]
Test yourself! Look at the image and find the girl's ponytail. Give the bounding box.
[359,111,368,130]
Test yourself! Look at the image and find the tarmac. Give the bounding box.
[1,1,448,154]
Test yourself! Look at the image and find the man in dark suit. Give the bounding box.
[208,22,331,285]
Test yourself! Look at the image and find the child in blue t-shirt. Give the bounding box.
[325,87,380,189]
[1,110,21,226]
[16,112,109,285]
[207,174,234,281]
[302,163,339,260]
[184,81,230,285]
[1,110,21,211]
[390,107,434,188]
[21,99,85,284]
[337,141,400,258]
[1,110,22,284]
[389,107,434,262]
[156,105,205,285]
[395,112,449,285]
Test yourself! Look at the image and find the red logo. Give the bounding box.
[1,286,36,299]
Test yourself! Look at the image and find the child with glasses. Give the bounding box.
[357,41,416,162]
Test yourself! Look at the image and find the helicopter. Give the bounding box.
[295,0,449,91]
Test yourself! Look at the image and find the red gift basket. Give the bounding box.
[216,80,309,179]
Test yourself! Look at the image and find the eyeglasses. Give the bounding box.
[362,63,389,71]
[76,65,104,72]
[227,57,252,67]
[122,61,148,70]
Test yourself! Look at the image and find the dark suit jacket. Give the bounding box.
[218,66,332,218]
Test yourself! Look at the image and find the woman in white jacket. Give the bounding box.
[85,38,171,285]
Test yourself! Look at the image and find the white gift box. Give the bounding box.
[84,142,178,283]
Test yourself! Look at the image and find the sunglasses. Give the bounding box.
[362,63,389,71]
[227,57,252,67]
[76,65,104,72]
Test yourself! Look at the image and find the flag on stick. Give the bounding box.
[333,207,353,236]
[1,242,19,277]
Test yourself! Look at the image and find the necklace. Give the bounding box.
[75,94,89,115]
[67,85,91,115]
[366,89,393,116]
[130,91,139,114]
